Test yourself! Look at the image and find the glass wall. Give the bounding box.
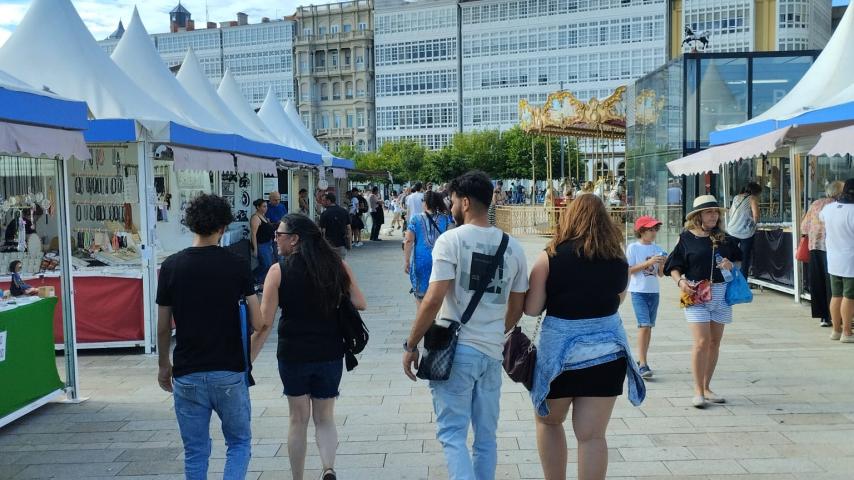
[699,57,748,148]
[752,56,813,116]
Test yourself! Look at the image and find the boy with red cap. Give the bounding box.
[626,215,667,378]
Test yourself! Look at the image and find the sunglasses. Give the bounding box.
[274,231,293,238]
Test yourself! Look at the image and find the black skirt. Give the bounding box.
[546,357,627,399]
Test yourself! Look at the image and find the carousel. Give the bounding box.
[514,86,627,234]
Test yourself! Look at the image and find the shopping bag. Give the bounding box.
[796,235,810,263]
[724,268,753,305]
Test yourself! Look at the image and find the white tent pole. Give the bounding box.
[57,155,82,402]
[287,168,295,214]
[790,147,802,304]
[308,168,317,221]
[136,140,156,353]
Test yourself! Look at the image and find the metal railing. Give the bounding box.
[495,204,684,250]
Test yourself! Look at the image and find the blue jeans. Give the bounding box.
[254,240,275,285]
[173,371,252,480]
[429,344,502,480]
[630,292,660,327]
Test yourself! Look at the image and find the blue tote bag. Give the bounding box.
[725,268,753,305]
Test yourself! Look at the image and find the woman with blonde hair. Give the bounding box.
[525,194,645,480]
[664,195,741,408]
[801,180,845,327]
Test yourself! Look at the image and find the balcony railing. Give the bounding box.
[295,30,373,44]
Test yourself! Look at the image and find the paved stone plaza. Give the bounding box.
[1,234,854,479]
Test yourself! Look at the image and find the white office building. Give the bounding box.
[374,0,832,151]
[98,4,294,108]
[374,0,460,150]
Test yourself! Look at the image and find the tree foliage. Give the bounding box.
[337,128,586,184]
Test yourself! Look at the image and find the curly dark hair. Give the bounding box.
[185,194,234,235]
[424,191,448,214]
[449,170,493,209]
[8,260,21,273]
[280,214,350,314]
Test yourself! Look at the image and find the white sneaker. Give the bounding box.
[840,334,854,344]
[830,331,842,341]
[692,395,706,408]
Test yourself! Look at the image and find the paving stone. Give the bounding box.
[7,237,854,478]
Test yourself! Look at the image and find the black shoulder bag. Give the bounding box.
[416,233,509,381]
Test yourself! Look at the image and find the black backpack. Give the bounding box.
[338,295,369,371]
[357,195,369,214]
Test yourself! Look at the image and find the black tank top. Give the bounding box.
[255,215,275,244]
[276,257,344,363]
[545,242,629,320]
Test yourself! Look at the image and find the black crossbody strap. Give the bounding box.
[460,233,509,326]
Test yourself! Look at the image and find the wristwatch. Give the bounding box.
[403,341,418,353]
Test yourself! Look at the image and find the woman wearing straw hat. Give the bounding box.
[664,195,742,408]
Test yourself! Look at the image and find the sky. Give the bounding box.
[0,0,320,47]
[0,0,850,47]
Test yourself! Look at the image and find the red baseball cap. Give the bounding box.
[634,215,662,231]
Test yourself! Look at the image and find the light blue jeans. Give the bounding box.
[173,370,252,480]
[429,344,502,480]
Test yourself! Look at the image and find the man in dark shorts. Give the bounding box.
[156,194,271,479]
[319,193,352,258]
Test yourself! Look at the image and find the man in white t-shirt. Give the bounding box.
[402,171,528,480]
[820,178,854,343]
[405,182,425,218]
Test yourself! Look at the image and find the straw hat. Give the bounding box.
[686,195,726,218]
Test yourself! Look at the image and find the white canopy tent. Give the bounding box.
[111,8,233,135]
[217,70,281,144]
[257,88,312,152]
[808,124,854,157]
[284,100,335,162]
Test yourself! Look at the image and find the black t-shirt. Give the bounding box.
[545,242,629,319]
[319,204,350,248]
[664,230,743,283]
[156,246,255,378]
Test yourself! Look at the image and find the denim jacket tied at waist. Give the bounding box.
[531,313,646,416]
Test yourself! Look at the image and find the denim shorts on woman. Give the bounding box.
[684,283,732,324]
[278,358,343,399]
[630,292,660,327]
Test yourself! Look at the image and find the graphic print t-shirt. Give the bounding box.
[626,242,667,293]
[429,224,529,360]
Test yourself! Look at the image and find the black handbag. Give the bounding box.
[502,315,542,391]
[416,233,509,381]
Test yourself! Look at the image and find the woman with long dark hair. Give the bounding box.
[403,190,454,304]
[257,214,366,480]
[525,194,645,480]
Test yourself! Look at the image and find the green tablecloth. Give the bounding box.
[0,297,64,419]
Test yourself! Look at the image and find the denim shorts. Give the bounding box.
[631,292,660,327]
[278,358,343,399]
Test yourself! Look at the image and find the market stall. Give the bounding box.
[0,67,90,426]
[666,4,854,299]
[0,0,320,351]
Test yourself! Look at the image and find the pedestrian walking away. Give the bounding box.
[250,198,276,290]
[820,178,854,343]
[319,193,352,259]
[156,194,271,480]
[402,171,529,480]
[800,180,844,327]
[665,195,742,409]
[255,214,367,480]
[368,186,385,241]
[349,188,365,247]
[403,190,455,304]
[524,194,646,480]
[406,182,425,218]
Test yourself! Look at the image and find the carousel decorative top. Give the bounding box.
[519,86,626,139]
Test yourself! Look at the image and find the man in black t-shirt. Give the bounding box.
[156,194,270,479]
[319,192,352,258]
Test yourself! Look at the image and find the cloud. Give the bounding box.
[0,0,322,46]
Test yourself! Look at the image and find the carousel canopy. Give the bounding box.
[711,4,854,145]
[519,87,626,139]
[0,69,90,160]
